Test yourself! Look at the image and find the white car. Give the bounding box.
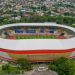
[38,66,48,72]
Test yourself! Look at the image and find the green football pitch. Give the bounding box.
[16,35,57,39]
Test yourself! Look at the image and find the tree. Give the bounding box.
[2,64,10,73]
[48,58,75,75]
[41,5,47,11]
[16,58,32,74]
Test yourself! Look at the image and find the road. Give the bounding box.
[31,70,58,75]
[27,64,58,75]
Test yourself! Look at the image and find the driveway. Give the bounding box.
[27,64,58,75]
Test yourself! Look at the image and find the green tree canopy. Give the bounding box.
[49,58,75,75]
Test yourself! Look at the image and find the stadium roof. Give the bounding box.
[0,23,75,51]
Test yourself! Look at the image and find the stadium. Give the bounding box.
[0,23,75,62]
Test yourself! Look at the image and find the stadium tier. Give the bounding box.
[0,25,75,39]
[0,23,75,62]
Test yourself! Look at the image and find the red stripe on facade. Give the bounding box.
[0,48,75,54]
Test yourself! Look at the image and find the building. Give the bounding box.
[0,23,75,62]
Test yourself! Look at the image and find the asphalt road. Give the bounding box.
[31,70,58,75]
[30,64,58,75]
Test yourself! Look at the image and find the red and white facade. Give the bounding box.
[0,23,75,62]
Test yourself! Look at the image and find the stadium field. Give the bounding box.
[16,35,57,39]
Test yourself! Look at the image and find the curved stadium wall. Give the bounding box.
[0,23,75,62]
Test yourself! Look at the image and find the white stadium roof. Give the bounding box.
[0,23,75,51]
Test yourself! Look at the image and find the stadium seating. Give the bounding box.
[0,26,72,39]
